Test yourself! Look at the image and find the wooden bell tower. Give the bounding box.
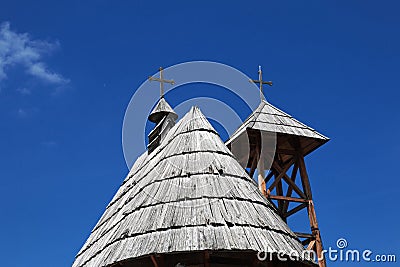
[227,67,329,267]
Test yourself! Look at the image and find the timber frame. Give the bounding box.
[242,129,327,267]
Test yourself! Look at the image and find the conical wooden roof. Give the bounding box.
[72,106,313,267]
[148,97,178,123]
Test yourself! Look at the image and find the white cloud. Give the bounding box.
[28,62,68,84]
[0,21,69,86]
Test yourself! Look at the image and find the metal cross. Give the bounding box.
[148,67,175,98]
[250,66,273,100]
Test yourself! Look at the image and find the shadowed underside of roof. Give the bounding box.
[72,106,313,267]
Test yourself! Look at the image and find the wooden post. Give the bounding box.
[255,139,326,267]
[150,255,159,267]
[298,155,326,267]
[257,154,266,195]
[308,200,325,266]
[204,251,210,267]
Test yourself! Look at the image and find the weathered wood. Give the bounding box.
[150,255,159,267]
[306,240,316,251]
[249,151,258,178]
[301,237,312,246]
[284,202,308,218]
[267,195,308,203]
[73,106,312,267]
[272,161,306,199]
[225,100,329,267]
[264,171,274,185]
[257,146,266,195]
[276,148,297,155]
[283,161,299,213]
[276,179,284,214]
[298,155,313,200]
[204,251,210,267]
[267,158,295,192]
[294,232,314,239]
[225,100,329,158]
[148,96,178,123]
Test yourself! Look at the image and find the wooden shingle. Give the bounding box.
[72,106,314,267]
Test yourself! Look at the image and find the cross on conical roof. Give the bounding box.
[147,67,178,123]
[72,106,314,267]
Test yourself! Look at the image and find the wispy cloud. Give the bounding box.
[0,21,69,87]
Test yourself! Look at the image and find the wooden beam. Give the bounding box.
[283,137,326,267]
[294,232,314,239]
[284,202,308,218]
[283,161,299,213]
[268,158,295,192]
[204,251,210,267]
[306,240,316,251]
[264,171,274,185]
[282,173,307,199]
[249,150,258,178]
[301,237,312,246]
[276,148,297,155]
[276,179,284,214]
[267,195,308,203]
[298,155,313,199]
[272,161,307,199]
[307,200,326,267]
[150,255,159,267]
[257,149,266,195]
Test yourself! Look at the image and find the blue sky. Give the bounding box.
[0,1,399,266]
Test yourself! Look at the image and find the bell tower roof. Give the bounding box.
[148,97,178,123]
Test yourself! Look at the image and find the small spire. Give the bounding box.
[148,97,178,123]
[249,65,273,101]
[148,67,175,98]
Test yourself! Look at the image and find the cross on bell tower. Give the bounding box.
[148,67,175,98]
[250,65,273,100]
[227,68,329,267]
[147,66,178,154]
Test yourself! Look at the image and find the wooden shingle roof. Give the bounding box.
[226,100,329,159]
[72,106,313,267]
[229,100,328,142]
[148,97,178,123]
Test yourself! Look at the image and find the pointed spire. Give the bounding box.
[148,97,178,123]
